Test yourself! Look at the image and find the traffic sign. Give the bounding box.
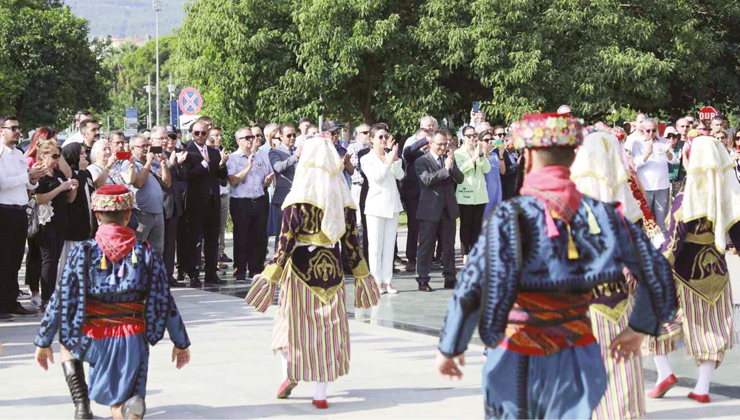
[124,107,138,137]
[170,100,182,127]
[698,106,718,121]
[178,87,203,115]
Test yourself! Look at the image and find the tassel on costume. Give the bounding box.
[583,201,601,235]
[100,254,107,270]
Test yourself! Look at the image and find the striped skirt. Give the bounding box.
[271,264,351,383]
[678,280,734,367]
[590,297,645,420]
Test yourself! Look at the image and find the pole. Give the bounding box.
[147,74,152,129]
[154,0,161,126]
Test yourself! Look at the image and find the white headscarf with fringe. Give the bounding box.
[571,130,644,223]
[682,136,740,251]
[281,136,356,245]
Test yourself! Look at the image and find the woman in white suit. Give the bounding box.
[361,123,404,294]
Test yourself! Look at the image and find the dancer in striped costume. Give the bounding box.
[641,136,740,404]
[246,136,380,409]
[571,129,648,419]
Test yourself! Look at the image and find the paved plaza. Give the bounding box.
[1,231,739,418]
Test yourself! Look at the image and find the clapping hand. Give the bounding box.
[386,136,398,164]
[264,172,275,187]
[69,179,79,190]
[29,163,46,183]
[445,151,454,170]
[247,154,254,170]
[176,151,187,165]
[220,150,229,166]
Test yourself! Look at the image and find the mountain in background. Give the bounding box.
[65,0,189,38]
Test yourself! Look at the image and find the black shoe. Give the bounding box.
[444,280,457,289]
[168,278,186,288]
[177,271,186,281]
[235,274,247,283]
[62,360,93,419]
[0,313,14,322]
[189,280,202,288]
[204,274,226,285]
[219,253,233,263]
[121,395,146,419]
[11,303,37,317]
[418,283,434,292]
[405,262,416,273]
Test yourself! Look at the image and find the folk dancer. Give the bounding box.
[245,136,381,409]
[34,184,191,419]
[571,129,649,419]
[435,113,677,419]
[642,136,740,403]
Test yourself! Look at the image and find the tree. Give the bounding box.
[415,0,740,123]
[173,0,464,141]
[0,0,110,129]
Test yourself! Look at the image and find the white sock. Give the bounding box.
[653,355,673,384]
[280,350,289,383]
[314,382,328,401]
[693,361,714,395]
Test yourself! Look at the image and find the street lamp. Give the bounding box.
[145,74,153,129]
[153,0,162,126]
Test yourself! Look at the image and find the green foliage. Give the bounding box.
[98,36,178,131]
[0,0,110,129]
[169,0,740,139]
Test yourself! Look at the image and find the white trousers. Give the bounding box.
[365,213,399,285]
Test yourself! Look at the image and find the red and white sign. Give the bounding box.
[698,106,718,121]
[178,87,203,116]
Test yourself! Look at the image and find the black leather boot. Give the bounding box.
[62,360,93,419]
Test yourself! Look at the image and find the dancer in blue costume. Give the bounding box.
[436,113,677,419]
[34,184,191,420]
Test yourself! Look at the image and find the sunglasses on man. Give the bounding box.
[238,135,255,141]
[193,131,208,136]
[2,125,20,132]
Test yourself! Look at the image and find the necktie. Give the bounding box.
[438,156,444,168]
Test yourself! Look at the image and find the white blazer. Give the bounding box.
[361,151,404,218]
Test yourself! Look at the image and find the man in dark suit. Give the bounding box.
[415,130,464,291]
[268,124,299,249]
[184,120,228,287]
[162,126,188,288]
[401,129,431,272]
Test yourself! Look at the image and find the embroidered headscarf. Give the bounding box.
[281,136,356,245]
[682,136,740,251]
[571,130,643,223]
[91,185,137,265]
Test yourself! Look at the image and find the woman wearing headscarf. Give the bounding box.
[245,136,380,409]
[58,142,97,286]
[571,129,647,419]
[642,136,740,404]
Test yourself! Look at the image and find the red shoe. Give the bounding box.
[688,392,711,403]
[648,374,678,398]
[277,380,297,399]
[312,400,329,409]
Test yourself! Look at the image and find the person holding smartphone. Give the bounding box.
[121,130,171,255]
[630,118,677,233]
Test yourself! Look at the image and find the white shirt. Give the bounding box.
[195,143,210,169]
[631,136,678,191]
[0,143,37,205]
[61,131,83,147]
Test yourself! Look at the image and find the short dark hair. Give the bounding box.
[279,124,295,135]
[197,116,213,124]
[79,119,99,131]
[0,114,18,126]
[534,146,576,167]
[492,125,505,132]
[75,110,92,122]
[461,125,476,136]
[96,210,130,225]
[298,117,311,125]
[478,131,492,141]
[107,130,125,141]
[431,129,448,139]
[369,123,389,140]
[210,126,222,132]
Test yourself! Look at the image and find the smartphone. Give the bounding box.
[116,151,132,161]
[150,146,163,154]
[472,101,480,113]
